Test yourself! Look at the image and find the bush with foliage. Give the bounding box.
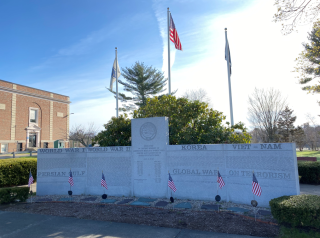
[94,114,131,146]
[298,161,320,184]
[0,187,29,204]
[0,158,37,187]
[270,194,320,229]
[94,95,251,146]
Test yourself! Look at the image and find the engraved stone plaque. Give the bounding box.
[140,122,157,141]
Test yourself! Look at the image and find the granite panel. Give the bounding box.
[37,118,299,207]
[131,117,169,198]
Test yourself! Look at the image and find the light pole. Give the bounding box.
[33,102,42,148]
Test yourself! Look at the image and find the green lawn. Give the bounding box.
[296,151,320,161]
[16,156,37,159]
[279,226,320,238]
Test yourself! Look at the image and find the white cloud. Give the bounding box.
[171,0,318,128]
[49,0,320,131]
[152,1,176,78]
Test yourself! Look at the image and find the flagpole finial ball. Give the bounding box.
[251,200,258,207]
[115,47,117,49]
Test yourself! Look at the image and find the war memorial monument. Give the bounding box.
[37,117,299,207]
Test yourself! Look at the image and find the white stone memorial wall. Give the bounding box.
[37,117,299,206]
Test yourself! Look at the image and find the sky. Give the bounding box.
[0,0,319,131]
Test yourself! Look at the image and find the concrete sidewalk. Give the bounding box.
[0,211,264,238]
[300,184,320,196]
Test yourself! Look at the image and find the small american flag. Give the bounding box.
[168,173,177,192]
[169,13,182,51]
[217,171,225,189]
[252,172,262,196]
[28,170,34,187]
[68,169,74,187]
[101,172,108,189]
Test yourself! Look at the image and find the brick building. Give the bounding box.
[0,79,71,153]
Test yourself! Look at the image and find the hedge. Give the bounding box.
[270,194,320,229]
[298,161,320,184]
[0,158,37,188]
[0,187,29,204]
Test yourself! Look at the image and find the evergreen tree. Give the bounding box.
[277,106,296,142]
[292,126,306,151]
[295,21,320,94]
[108,62,167,112]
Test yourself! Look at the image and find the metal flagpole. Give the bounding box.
[167,8,171,95]
[225,28,234,126]
[115,47,119,118]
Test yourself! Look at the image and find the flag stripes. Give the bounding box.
[252,172,262,196]
[28,171,34,187]
[68,169,74,187]
[169,13,182,51]
[217,171,225,189]
[168,173,177,192]
[101,172,108,189]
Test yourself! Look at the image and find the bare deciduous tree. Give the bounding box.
[68,123,99,147]
[248,88,287,143]
[183,88,213,108]
[303,114,320,150]
[249,128,268,143]
[273,0,320,34]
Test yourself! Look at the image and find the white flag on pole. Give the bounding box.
[110,59,121,91]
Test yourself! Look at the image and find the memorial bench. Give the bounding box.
[297,157,317,162]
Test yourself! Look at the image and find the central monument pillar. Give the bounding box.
[131,117,169,197]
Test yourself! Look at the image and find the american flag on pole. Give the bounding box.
[169,13,182,51]
[101,171,108,189]
[68,169,74,187]
[28,170,34,187]
[252,172,262,196]
[168,173,177,192]
[217,171,225,189]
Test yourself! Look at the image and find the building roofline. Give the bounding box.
[0,79,69,98]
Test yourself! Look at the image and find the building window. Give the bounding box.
[29,109,38,124]
[1,143,8,153]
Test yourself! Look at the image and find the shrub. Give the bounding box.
[298,161,320,184]
[0,158,37,187]
[0,187,29,204]
[270,194,320,229]
[95,96,252,146]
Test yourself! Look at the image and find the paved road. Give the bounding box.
[300,184,320,196]
[0,153,36,160]
[0,210,264,238]
[2,178,319,238]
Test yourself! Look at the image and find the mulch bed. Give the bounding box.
[3,202,280,237]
